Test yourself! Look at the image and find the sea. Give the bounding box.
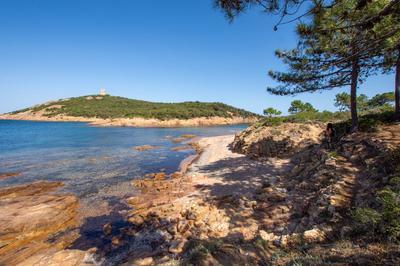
[0,120,246,241]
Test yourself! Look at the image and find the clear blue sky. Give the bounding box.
[0,0,395,115]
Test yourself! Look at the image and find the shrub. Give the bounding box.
[377,188,400,242]
[352,207,382,229]
[351,188,400,242]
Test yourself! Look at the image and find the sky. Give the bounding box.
[0,0,395,115]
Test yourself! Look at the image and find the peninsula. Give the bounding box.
[0,94,259,127]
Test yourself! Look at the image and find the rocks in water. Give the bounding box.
[111,236,123,246]
[103,222,112,235]
[171,145,193,151]
[181,134,196,139]
[0,181,80,265]
[133,145,161,151]
[172,137,186,143]
[0,171,20,180]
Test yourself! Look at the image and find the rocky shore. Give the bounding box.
[1,121,399,265]
[0,110,257,128]
[114,122,400,265]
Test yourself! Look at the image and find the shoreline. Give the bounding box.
[0,114,257,128]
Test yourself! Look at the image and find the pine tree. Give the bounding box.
[267,0,394,131]
[216,0,400,122]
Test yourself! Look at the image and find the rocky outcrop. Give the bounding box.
[231,122,325,158]
[0,181,80,265]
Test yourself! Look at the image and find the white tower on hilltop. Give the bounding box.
[99,88,106,96]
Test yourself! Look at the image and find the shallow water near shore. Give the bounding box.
[0,120,246,242]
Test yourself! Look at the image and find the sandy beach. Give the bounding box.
[187,135,291,197]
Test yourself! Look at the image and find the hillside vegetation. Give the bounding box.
[11,95,257,120]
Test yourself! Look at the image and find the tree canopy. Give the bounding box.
[216,0,400,125]
[288,100,317,114]
[263,107,282,117]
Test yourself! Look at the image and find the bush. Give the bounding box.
[352,207,382,229]
[377,188,400,242]
[351,187,400,242]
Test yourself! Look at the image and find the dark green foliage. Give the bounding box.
[377,188,400,241]
[352,187,400,242]
[259,110,349,127]
[335,92,395,112]
[185,239,223,264]
[288,100,317,114]
[369,92,395,107]
[12,95,257,120]
[263,107,282,117]
[352,147,400,243]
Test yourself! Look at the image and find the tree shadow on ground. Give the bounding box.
[193,156,292,197]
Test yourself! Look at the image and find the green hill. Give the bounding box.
[12,95,258,120]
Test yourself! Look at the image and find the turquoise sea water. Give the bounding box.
[0,120,246,215]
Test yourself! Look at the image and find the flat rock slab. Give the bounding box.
[0,181,80,265]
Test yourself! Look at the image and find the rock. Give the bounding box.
[0,181,79,265]
[340,226,352,238]
[154,172,166,180]
[177,220,191,234]
[268,191,286,202]
[170,172,181,179]
[186,211,197,220]
[245,200,257,208]
[181,134,196,139]
[129,215,145,227]
[134,145,160,151]
[103,223,112,235]
[303,228,326,243]
[17,250,94,266]
[171,145,193,151]
[167,224,177,235]
[127,196,142,205]
[112,236,122,246]
[172,137,185,143]
[256,187,286,202]
[128,257,154,266]
[259,230,277,242]
[261,181,272,188]
[0,172,20,180]
[168,239,186,254]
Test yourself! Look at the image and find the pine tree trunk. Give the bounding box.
[395,48,400,120]
[350,57,359,132]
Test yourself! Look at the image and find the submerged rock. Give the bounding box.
[133,145,161,151]
[0,171,20,180]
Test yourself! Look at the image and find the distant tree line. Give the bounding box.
[263,91,395,116]
[13,95,258,120]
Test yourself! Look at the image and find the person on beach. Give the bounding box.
[325,123,336,149]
